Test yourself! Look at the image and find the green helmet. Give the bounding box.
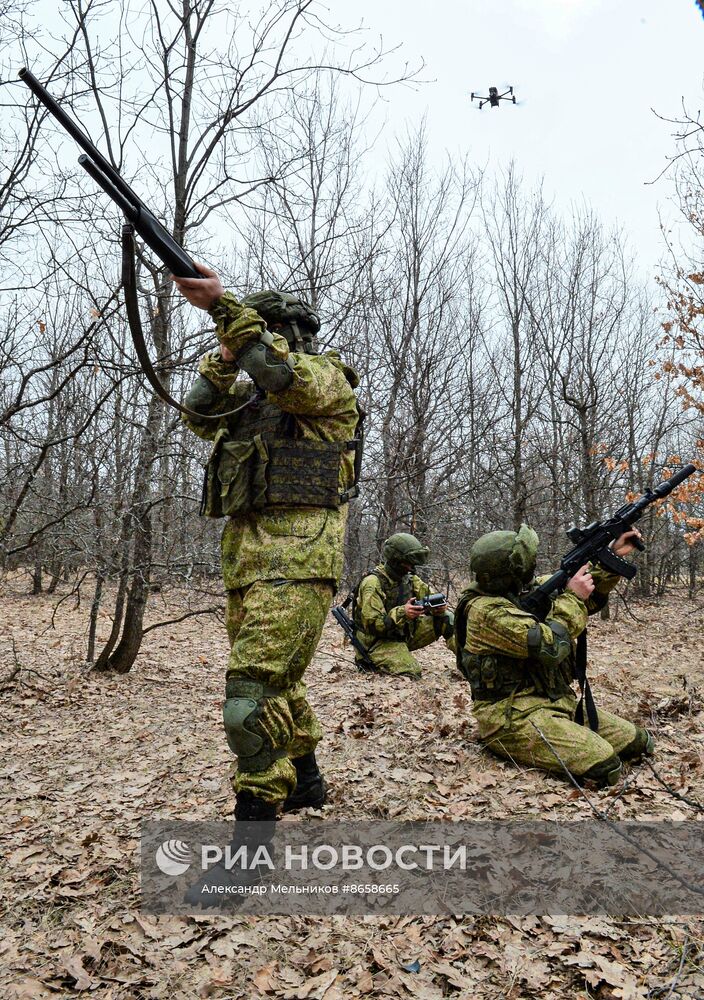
[382,533,430,577]
[242,290,320,354]
[469,524,539,594]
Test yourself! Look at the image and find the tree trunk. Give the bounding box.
[104,391,162,673]
[86,573,104,664]
[92,511,133,672]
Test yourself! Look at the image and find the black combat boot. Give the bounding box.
[184,791,277,908]
[618,727,655,763]
[580,754,623,788]
[234,788,279,825]
[282,752,327,812]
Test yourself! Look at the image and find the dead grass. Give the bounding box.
[1,575,703,998]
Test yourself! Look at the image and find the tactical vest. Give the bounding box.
[454,587,574,703]
[352,568,414,639]
[200,380,363,518]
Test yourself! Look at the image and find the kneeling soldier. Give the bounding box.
[352,533,456,678]
[455,524,654,787]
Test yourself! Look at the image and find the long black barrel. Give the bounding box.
[523,464,698,615]
[649,463,697,497]
[18,67,201,279]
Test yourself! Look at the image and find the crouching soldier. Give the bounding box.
[455,524,654,787]
[352,533,456,678]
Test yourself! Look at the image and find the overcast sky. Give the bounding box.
[18,0,704,281]
[332,0,704,278]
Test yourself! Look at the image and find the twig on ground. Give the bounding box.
[612,589,646,626]
[141,605,224,636]
[643,758,704,815]
[664,935,690,1000]
[0,665,21,690]
[529,720,704,901]
[603,766,638,818]
[648,935,690,999]
[0,638,50,693]
[47,570,90,631]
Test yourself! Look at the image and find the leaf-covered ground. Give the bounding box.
[1,577,703,999]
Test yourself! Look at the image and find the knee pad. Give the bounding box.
[222,678,291,772]
[581,754,623,788]
[619,727,655,762]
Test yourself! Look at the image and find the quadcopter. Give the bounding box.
[470,86,516,110]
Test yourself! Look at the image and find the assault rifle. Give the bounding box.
[520,463,697,731]
[18,67,201,279]
[521,464,697,620]
[330,603,377,672]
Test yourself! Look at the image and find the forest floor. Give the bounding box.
[1,575,704,1000]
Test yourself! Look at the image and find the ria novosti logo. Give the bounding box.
[155,840,192,876]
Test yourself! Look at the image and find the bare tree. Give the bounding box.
[20,0,420,671]
[351,126,481,583]
[480,165,548,530]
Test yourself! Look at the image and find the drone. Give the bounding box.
[470,86,516,110]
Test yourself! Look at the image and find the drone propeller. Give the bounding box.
[469,86,520,109]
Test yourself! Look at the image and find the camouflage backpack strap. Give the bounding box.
[350,568,381,623]
[340,400,366,504]
[454,589,474,679]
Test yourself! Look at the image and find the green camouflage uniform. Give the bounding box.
[183,293,361,804]
[456,525,653,786]
[354,564,456,678]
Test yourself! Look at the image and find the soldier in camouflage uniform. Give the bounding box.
[352,533,456,678]
[174,265,362,829]
[455,524,654,787]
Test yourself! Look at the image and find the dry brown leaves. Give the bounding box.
[1,577,703,998]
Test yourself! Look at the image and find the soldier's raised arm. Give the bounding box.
[174,268,358,418]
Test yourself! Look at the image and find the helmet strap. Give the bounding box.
[290,319,304,352]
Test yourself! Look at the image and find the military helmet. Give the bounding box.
[382,533,430,576]
[242,290,320,353]
[469,524,539,594]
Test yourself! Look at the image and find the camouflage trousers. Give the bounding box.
[473,691,641,779]
[225,578,332,804]
[357,618,457,678]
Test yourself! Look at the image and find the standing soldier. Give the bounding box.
[455,524,654,787]
[174,267,363,830]
[351,533,456,678]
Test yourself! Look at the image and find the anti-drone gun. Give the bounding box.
[18,66,200,279]
[521,464,697,619]
[16,68,252,420]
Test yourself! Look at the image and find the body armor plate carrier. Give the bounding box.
[201,380,364,517]
[454,589,574,703]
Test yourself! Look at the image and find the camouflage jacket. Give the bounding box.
[458,565,621,703]
[353,564,454,646]
[182,293,361,590]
